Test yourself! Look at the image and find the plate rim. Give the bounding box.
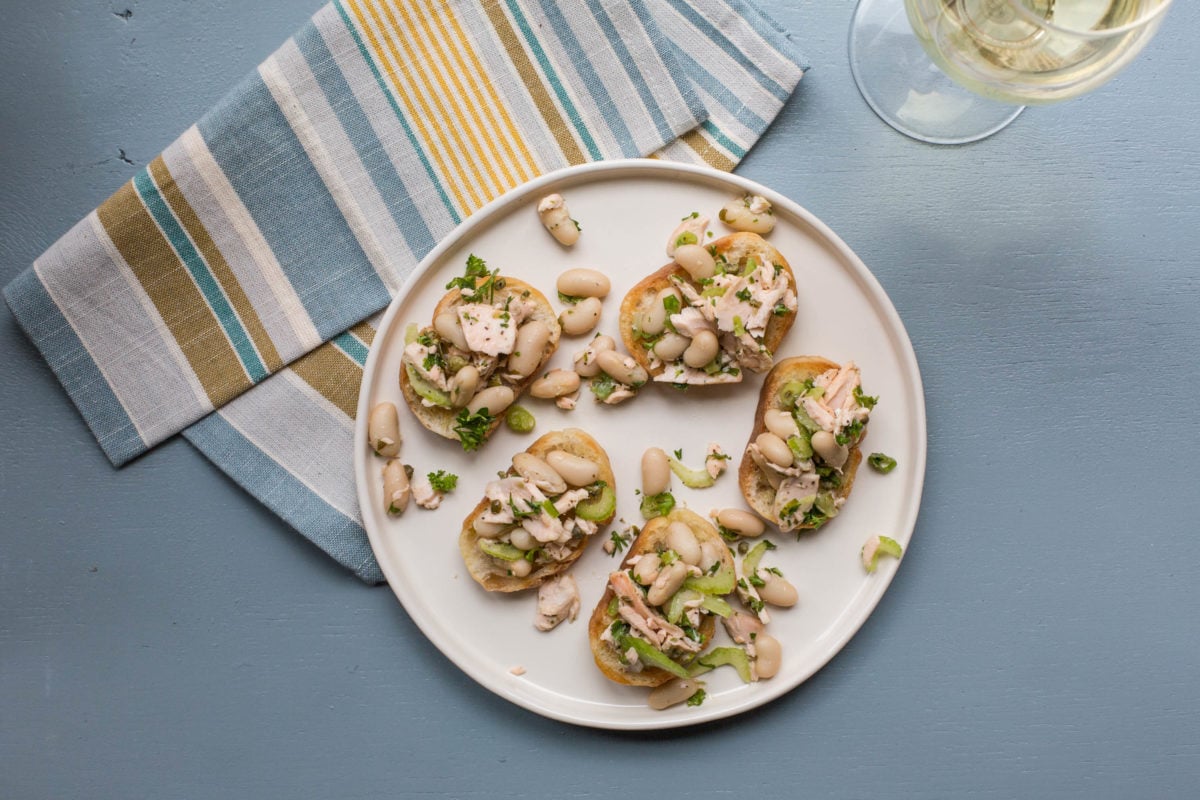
[354,158,927,730]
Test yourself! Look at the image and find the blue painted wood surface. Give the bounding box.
[2,2,1197,796]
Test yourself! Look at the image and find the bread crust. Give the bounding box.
[619,232,797,378]
[737,356,866,528]
[459,428,615,592]
[399,276,560,445]
[587,508,735,687]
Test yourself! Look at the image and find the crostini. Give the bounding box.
[619,232,797,387]
[738,356,876,532]
[400,254,560,451]
[588,509,736,687]
[460,428,616,592]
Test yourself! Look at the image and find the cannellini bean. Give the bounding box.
[699,539,725,572]
[647,561,688,606]
[632,554,660,586]
[719,195,775,234]
[640,287,681,337]
[641,447,671,496]
[596,350,648,386]
[530,369,581,399]
[512,452,567,495]
[509,558,533,578]
[560,296,602,336]
[648,677,703,710]
[508,527,537,551]
[537,193,579,246]
[473,519,508,539]
[754,634,782,679]
[545,450,600,486]
[714,508,765,538]
[666,522,702,566]
[810,430,849,469]
[434,312,469,351]
[764,409,801,441]
[367,402,401,457]
[573,335,615,377]
[756,432,793,468]
[508,320,551,378]
[467,385,515,416]
[557,268,610,298]
[665,214,710,257]
[382,459,410,515]
[652,333,691,363]
[758,572,799,607]
[674,243,717,281]
[682,329,719,369]
[449,365,480,409]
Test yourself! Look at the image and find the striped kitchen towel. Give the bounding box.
[4,0,806,583]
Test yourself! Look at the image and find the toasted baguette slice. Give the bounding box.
[460,428,615,592]
[619,232,797,379]
[738,356,867,530]
[400,276,560,446]
[587,508,735,687]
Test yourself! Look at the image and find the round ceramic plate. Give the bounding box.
[354,160,926,730]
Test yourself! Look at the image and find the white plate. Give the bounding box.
[354,160,926,730]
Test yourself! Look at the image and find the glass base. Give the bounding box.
[849,0,1024,145]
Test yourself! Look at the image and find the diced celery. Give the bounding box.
[478,540,524,562]
[668,456,715,489]
[621,636,690,679]
[697,646,753,683]
[684,564,735,595]
[404,364,452,408]
[575,485,616,521]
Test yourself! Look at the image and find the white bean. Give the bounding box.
[641,447,671,496]
[573,335,615,378]
[758,572,798,607]
[557,268,610,298]
[674,243,717,281]
[596,350,648,386]
[632,554,660,586]
[719,195,775,234]
[473,519,508,539]
[756,432,793,468]
[648,677,703,710]
[545,450,600,486]
[530,369,581,399]
[647,561,688,606]
[508,320,551,378]
[509,558,533,578]
[810,430,849,469]
[640,287,680,337]
[537,193,579,246]
[682,329,719,369]
[467,385,515,416]
[434,312,469,351]
[508,527,537,551]
[560,296,602,336]
[764,409,801,441]
[665,214,709,257]
[754,634,782,679]
[512,452,567,495]
[367,402,401,457]
[449,365,480,409]
[382,459,410,515]
[652,333,691,362]
[714,508,765,538]
[666,522,702,566]
[699,539,725,572]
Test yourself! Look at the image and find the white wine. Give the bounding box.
[905,0,1170,104]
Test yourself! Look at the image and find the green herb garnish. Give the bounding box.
[453,407,493,451]
[639,491,676,520]
[426,470,458,493]
[686,688,707,707]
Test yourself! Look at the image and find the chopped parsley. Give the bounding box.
[639,491,676,520]
[673,448,683,460]
[772,302,790,317]
[445,253,502,303]
[558,291,582,305]
[837,419,866,446]
[868,452,898,474]
[681,211,699,221]
[735,287,752,302]
[608,529,631,555]
[590,373,618,402]
[662,294,681,315]
[426,470,458,493]
[452,407,493,452]
[854,386,879,410]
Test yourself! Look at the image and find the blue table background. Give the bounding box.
[2,2,1197,797]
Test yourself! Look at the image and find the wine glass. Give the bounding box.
[849,0,1174,144]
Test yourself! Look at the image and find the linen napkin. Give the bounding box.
[4,0,807,583]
